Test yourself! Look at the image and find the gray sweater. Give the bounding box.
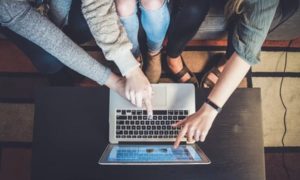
[0,0,139,85]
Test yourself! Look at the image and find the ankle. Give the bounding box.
[148,51,160,57]
[167,56,182,68]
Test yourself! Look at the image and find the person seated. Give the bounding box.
[115,0,209,86]
[172,0,280,147]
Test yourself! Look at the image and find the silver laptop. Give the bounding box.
[99,83,211,165]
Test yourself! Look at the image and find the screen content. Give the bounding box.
[107,145,202,162]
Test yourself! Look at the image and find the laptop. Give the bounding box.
[99,83,211,165]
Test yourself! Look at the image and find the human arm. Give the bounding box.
[81,0,153,114]
[0,0,131,99]
[173,0,280,148]
[173,53,250,147]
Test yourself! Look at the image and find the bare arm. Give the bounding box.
[208,52,250,107]
[173,52,250,148]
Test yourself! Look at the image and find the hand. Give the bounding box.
[172,103,218,148]
[125,67,153,116]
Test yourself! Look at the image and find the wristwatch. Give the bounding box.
[205,98,222,113]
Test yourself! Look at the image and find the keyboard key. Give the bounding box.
[184,110,188,115]
[153,110,167,115]
[137,110,142,115]
[132,110,136,115]
[117,116,126,120]
[178,116,186,120]
[153,116,158,120]
[121,110,126,115]
[168,110,174,115]
[116,130,123,135]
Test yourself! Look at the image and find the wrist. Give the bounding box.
[125,66,140,78]
[105,73,121,90]
[205,98,222,113]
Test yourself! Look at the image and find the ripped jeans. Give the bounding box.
[118,0,170,57]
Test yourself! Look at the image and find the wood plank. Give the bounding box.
[0,40,37,73]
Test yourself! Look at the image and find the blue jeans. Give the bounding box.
[119,0,170,57]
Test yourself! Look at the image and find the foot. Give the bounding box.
[144,52,162,83]
[167,56,191,83]
[201,53,227,88]
[203,65,225,88]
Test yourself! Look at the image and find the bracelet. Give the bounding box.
[205,98,222,113]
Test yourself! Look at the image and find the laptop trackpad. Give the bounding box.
[152,86,167,107]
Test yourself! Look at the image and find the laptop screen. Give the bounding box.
[107,145,201,162]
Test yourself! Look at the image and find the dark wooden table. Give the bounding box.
[32,87,265,180]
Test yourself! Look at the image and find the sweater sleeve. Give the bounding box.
[81,0,139,76]
[0,0,111,85]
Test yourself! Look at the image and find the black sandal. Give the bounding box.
[170,56,200,87]
[200,53,226,88]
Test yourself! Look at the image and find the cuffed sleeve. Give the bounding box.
[231,0,280,65]
[81,0,139,76]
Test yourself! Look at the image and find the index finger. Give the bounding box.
[174,125,188,149]
[144,97,153,117]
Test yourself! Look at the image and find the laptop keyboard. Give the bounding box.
[115,110,188,139]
